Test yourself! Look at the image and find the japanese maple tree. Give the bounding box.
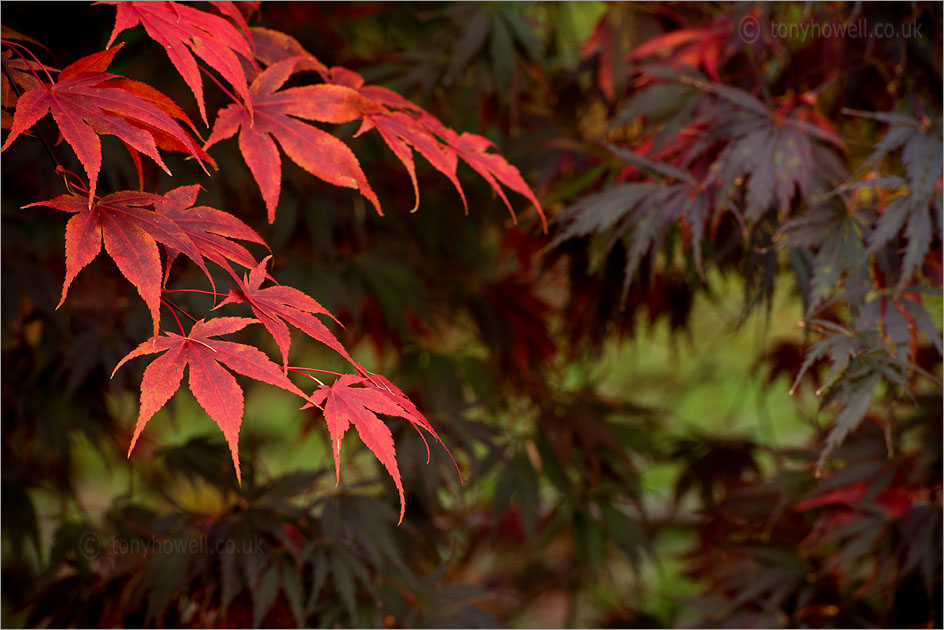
[2,2,940,629]
[1,1,544,518]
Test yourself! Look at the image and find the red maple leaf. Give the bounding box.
[154,184,269,278]
[27,190,217,333]
[309,373,456,523]
[342,73,547,229]
[205,57,381,222]
[249,26,329,78]
[111,317,307,482]
[240,31,545,227]
[356,107,467,214]
[103,77,216,172]
[439,126,547,231]
[209,1,254,41]
[1,45,207,204]
[102,0,255,124]
[627,21,731,83]
[1,50,51,114]
[216,256,356,369]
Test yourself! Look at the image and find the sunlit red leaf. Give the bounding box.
[215,256,355,369]
[309,373,454,523]
[102,0,255,124]
[26,190,216,333]
[1,45,208,204]
[234,30,545,225]
[112,317,307,482]
[205,57,381,222]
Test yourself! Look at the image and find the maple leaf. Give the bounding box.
[209,1,253,41]
[1,45,207,204]
[684,78,846,222]
[205,57,381,222]
[216,256,355,369]
[243,31,545,227]
[153,184,269,278]
[101,0,255,124]
[309,373,455,524]
[355,106,468,215]
[431,125,547,231]
[626,18,732,83]
[353,81,547,229]
[249,26,329,78]
[111,317,307,483]
[26,190,219,333]
[0,50,52,111]
[553,146,711,293]
[103,77,216,169]
[849,110,943,286]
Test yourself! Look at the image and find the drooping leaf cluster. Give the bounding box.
[2,2,940,628]
[2,1,544,521]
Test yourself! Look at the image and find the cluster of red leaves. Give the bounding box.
[2,44,209,203]
[1,0,540,522]
[206,26,547,227]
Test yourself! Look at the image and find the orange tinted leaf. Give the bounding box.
[112,317,307,483]
[27,190,218,333]
[58,43,123,80]
[205,58,380,222]
[216,256,354,369]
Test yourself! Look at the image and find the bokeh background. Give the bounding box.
[2,2,941,627]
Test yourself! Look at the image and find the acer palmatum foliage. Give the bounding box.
[0,0,546,522]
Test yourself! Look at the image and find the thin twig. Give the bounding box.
[287,367,326,387]
[160,297,187,335]
[163,288,228,297]
[161,297,199,325]
[1,55,65,180]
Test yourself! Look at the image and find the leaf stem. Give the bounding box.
[1,55,66,184]
[287,367,326,387]
[198,65,240,107]
[160,297,187,335]
[161,296,199,330]
[56,167,90,195]
[286,366,345,377]
[163,288,228,297]
[1,39,54,84]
